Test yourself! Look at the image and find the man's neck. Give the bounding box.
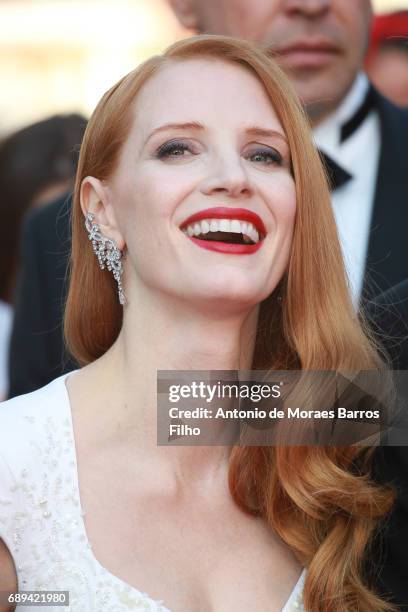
[307,101,338,127]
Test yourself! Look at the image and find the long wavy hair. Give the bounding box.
[65,36,394,611]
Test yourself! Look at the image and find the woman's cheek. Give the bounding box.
[260,178,296,228]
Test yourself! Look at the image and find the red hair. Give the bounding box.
[65,36,394,611]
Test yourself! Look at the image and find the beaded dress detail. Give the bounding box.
[0,375,305,611]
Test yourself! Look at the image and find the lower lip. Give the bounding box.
[188,237,263,254]
[280,49,337,69]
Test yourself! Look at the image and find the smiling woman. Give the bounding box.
[0,36,396,612]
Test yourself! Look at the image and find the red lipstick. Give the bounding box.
[180,206,266,255]
[180,207,266,236]
[188,238,262,254]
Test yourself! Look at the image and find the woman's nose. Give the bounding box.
[199,156,254,199]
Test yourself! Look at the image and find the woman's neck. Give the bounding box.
[83,293,258,488]
[123,295,258,369]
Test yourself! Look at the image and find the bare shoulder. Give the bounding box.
[0,538,17,611]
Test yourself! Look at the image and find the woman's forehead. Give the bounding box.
[130,58,284,137]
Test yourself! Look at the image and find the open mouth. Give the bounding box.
[182,218,262,246]
[179,207,266,254]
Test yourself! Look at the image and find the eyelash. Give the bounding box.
[155,140,283,166]
[246,149,283,165]
[156,140,193,158]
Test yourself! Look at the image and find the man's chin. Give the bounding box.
[293,82,346,124]
[288,70,356,124]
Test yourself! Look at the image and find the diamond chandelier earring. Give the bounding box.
[85,212,127,305]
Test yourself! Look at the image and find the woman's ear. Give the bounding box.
[167,0,200,31]
[80,176,125,250]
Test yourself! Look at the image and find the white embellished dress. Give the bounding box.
[0,375,305,611]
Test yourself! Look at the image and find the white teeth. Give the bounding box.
[182,217,262,244]
[251,229,259,243]
[230,220,242,234]
[218,219,230,233]
[238,220,259,243]
[201,220,210,234]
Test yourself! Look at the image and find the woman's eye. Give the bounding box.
[156,141,194,159]
[246,148,283,165]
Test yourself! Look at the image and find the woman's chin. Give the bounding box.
[141,271,279,314]
[181,282,273,315]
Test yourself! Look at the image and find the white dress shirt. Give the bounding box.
[313,73,381,307]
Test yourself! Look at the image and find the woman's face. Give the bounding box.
[107,58,296,314]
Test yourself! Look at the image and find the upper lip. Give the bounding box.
[179,207,267,237]
[277,39,339,55]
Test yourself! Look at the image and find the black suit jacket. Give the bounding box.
[8,193,76,395]
[361,96,408,610]
[366,280,408,608]
[362,91,408,302]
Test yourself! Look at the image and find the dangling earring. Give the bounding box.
[85,212,127,305]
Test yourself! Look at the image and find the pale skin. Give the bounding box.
[169,0,373,124]
[0,59,301,611]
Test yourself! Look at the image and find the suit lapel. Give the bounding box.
[362,90,408,302]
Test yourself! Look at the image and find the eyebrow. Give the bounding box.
[245,126,288,146]
[144,122,205,146]
[144,122,288,146]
